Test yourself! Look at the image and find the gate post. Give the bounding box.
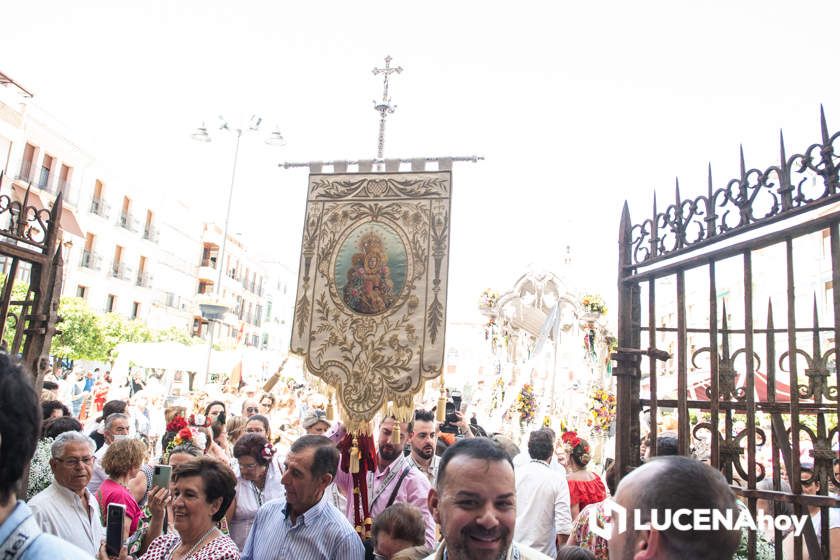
[614,203,642,481]
[21,193,64,393]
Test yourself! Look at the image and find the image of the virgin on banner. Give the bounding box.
[290,170,452,430]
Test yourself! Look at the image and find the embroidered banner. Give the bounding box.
[291,171,451,424]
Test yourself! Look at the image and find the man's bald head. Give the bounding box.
[610,456,740,560]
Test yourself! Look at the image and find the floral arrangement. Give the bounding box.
[166,415,188,433]
[27,437,54,499]
[581,294,607,315]
[261,442,275,460]
[586,385,617,437]
[479,289,499,310]
[561,430,591,463]
[514,383,537,424]
[165,421,202,459]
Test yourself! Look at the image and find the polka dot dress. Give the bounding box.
[140,533,240,560]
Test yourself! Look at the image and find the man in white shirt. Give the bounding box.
[29,431,104,556]
[514,428,571,557]
[87,412,131,493]
[512,427,566,474]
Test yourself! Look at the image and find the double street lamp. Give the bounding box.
[192,116,285,384]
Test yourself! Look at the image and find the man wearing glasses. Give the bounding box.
[242,399,261,418]
[29,431,104,556]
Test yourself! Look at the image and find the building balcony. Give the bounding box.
[118,212,139,232]
[136,272,153,288]
[90,197,110,218]
[198,262,217,282]
[80,250,102,271]
[143,225,159,242]
[110,262,134,281]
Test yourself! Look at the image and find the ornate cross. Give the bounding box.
[372,55,403,160]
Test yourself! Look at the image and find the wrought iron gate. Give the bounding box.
[0,171,64,390]
[615,109,840,559]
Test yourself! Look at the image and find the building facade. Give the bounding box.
[0,71,291,353]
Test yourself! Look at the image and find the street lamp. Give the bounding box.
[192,115,285,384]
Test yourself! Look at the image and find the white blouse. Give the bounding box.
[229,456,285,550]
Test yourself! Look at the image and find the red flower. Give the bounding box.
[166,415,188,433]
[561,431,578,445]
[177,427,193,441]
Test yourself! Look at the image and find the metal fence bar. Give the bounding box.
[765,302,783,560]
[648,279,658,459]
[676,271,690,455]
[743,250,757,558]
[785,237,805,560]
[708,262,720,469]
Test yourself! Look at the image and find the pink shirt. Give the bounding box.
[97,479,143,534]
[334,454,436,548]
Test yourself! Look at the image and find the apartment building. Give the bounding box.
[0,71,292,352]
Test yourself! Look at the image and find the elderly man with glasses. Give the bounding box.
[28,431,105,556]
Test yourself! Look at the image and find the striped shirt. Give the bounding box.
[240,497,364,560]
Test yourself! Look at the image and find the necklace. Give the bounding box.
[166,525,217,560]
[251,480,265,507]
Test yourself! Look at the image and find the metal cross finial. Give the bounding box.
[372,55,403,161]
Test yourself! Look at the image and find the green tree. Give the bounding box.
[51,297,105,360]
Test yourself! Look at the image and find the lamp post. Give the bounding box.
[192,116,285,385]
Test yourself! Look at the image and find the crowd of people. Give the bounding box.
[0,359,837,559]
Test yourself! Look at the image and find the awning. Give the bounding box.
[641,369,794,403]
[60,208,84,238]
[10,185,84,238]
[11,184,46,210]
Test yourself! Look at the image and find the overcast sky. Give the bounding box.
[0,1,837,324]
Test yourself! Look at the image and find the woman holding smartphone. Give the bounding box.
[103,457,240,560]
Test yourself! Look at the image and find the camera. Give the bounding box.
[445,393,462,425]
[439,391,463,435]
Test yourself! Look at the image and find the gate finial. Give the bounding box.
[766,298,774,331]
[779,129,787,164]
[820,104,830,146]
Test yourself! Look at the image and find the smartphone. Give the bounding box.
[152,464,172,489]
[105,503,126,556]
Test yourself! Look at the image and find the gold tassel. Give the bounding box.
[436,377,447,423]
[349,434,360,474]
[391,423,400,444]
[326,392,335,421]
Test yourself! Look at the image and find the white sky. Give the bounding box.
[0,0,838,324]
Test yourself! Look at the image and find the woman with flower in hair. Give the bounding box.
[562,431,607,520]
[226,433,285,550]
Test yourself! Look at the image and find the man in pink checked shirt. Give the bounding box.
[330,416,437,549]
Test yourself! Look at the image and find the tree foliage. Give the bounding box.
[51,297,105,360]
